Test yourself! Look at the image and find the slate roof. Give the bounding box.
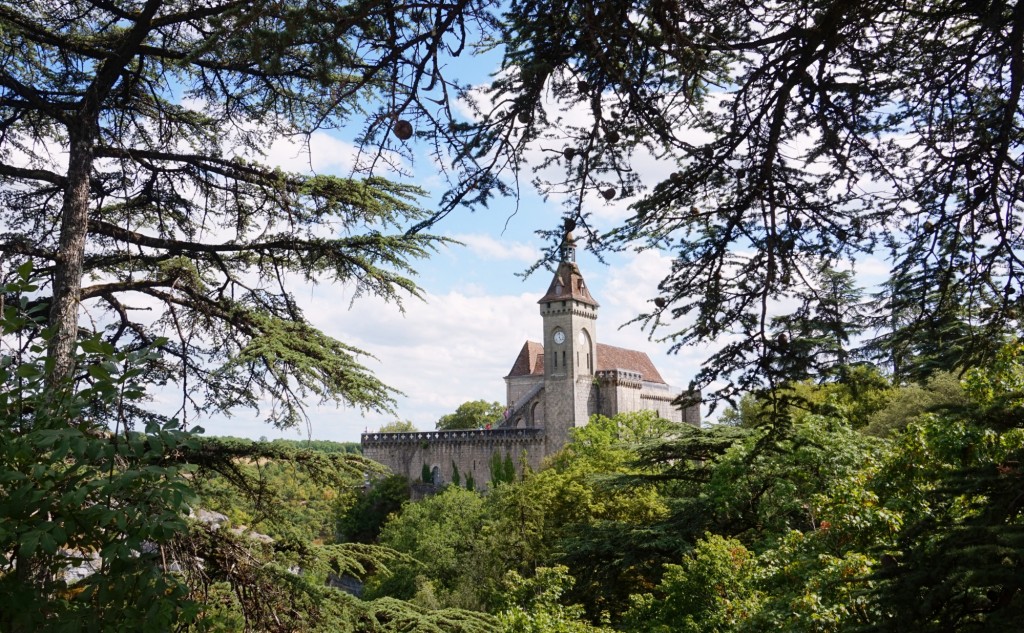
[505,340,667,384]
[537,260,599,307]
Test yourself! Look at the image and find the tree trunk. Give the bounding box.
[47,130,94,382]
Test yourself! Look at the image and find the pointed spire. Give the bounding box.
[538,217,598,307]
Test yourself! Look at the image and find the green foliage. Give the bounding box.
[0,270,200,632]
[738,456,899,631]
[437,400,506,430]
[298,439,361,454]
[0,0,480,422]
[381,419,419,433]
[211,436,362,454]
[369,487,488,608]
[490,452,516,486]
[553,410,676,471]
[481,0,1024,402]
[718,364,895,429]
[496,566,613,633]
[336,475,411,544]
[863,372,966,437]
[194,454,352,544]
[349,361,1024,631]
[185,432,385,550]
[625,535,763,633]
[0,267,498,633]
[178,528,497,632]
[864,343,1024,631]
[452,461,462,487]
[423,463,435,484]
[483,413,675,618]
[632,414,883,550]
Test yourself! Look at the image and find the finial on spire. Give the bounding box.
[561,217,577,262]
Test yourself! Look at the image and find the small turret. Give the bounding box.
[560,217,577,262]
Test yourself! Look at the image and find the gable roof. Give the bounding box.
[505,341,544,378]
[596,343,666,384]
[505,340,667,384]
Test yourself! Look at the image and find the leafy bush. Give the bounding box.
[0,265,201,632]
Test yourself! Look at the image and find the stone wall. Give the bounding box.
[596,369,642,418]
[506,375,543,407]
[361,428,546,489]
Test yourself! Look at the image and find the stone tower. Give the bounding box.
[537,232,599,454]
[363,228,701,491]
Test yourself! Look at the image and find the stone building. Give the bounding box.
[361,233,700,488]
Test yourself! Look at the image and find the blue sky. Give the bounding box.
[192,136,716,442]
[173,43,726,442]
[169,44,893,443]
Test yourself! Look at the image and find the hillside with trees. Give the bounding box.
[348,357,1024,631]
[2,0,1023,630]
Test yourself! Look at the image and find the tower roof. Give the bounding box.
[537,260,599,307]
[505,340,667,384]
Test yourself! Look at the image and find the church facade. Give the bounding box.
[361,235,700,487]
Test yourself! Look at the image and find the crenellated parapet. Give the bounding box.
[540,303,598,319]
[361,427,547,489]
[361,427,545,447]
[595,368,643,388]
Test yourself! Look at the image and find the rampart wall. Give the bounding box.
[361,427,546,489]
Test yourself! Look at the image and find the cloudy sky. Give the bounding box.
[196,124,715,443]
[177,54,891,444]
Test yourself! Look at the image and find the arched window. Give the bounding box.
[580,328,594,373]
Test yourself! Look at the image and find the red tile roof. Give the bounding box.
[506,341,544,378]
[505,340,667,384]
[596,343,666,384]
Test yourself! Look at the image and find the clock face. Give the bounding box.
[553,330,566,345]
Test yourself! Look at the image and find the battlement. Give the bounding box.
[361,427,545,447]
[539,302,598,319]
[595,368,643,387]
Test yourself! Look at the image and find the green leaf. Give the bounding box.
[39,531,57,555]
[86,364,111,381]
[14,364,41,378]
[19,530,41,557]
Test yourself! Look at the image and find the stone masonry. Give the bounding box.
[361,231,700,489]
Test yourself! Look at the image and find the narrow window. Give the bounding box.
[562,351,566,368]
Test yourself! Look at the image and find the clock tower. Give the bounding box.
[538,230,598,453]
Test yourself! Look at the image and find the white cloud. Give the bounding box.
[195,247,717,442]
[593,250,707,391]
[266,131,359,174]
[449,233,539,262]
[291,286,538,436]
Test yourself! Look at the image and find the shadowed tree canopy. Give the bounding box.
[0,0,503,428]
[447,0,1024,404]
